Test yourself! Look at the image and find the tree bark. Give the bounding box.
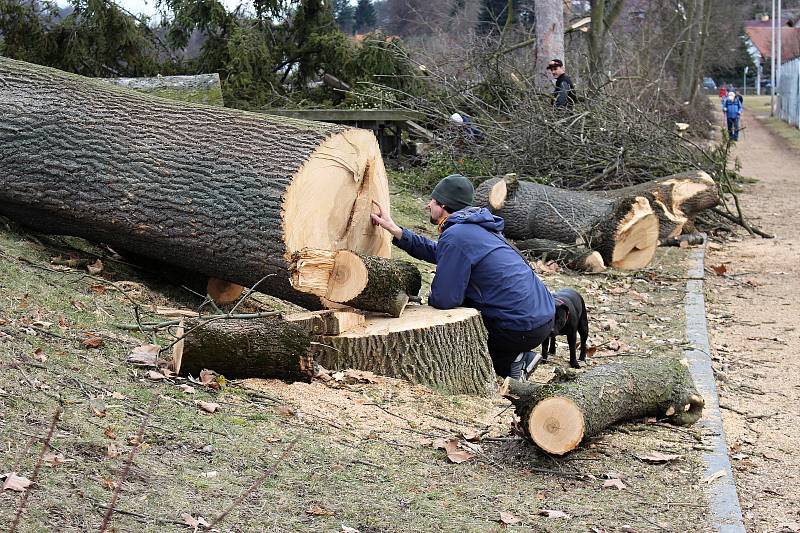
[290,249,421,317]
[503,356,705,454]
[179,317,314,381]
[534,0,564,89]
[601,170,719,240]
[475,176,659,269]
[0,57,391,310]
[514,238,606,272]
[311,306,496,396]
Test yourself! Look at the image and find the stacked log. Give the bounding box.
[0,57,391,310]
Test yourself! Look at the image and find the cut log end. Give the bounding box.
[206,278,244,305]
[610,197,659,270]
[488,179,507,210]
[327,250,369,302]
[528,396,585,455]
[283,129,391,259]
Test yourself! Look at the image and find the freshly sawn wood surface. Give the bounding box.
[0,57,390,309]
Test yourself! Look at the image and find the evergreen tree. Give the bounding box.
[333,0,355,34]
[353,0,376,33]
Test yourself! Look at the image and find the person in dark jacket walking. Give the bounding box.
[547,59,576,108]
[370,174,555,379]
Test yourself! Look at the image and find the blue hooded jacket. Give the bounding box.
[393,207,555,331]
[723,97,742,119]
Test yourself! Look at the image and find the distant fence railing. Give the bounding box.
[778,57,800,127]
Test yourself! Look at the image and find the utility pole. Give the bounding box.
[744,66,749,96]
[778,0,783,84]
[771,0,776,116]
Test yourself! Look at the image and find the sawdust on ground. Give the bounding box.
[705,108,800,533]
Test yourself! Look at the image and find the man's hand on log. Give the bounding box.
[370,202,403,239]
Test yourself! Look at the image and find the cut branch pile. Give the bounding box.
[502,356,704,455]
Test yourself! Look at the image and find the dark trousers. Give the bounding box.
[483,317,554,377]
[726,116,740,140]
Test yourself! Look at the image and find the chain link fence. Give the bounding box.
[778,57,800,127]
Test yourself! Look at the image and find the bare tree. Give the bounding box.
[534,0,565,87]
[588,0,627,81]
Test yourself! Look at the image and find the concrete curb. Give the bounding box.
[684,241,746,532]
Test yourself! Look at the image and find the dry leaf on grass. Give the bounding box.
[432,438,476,463]
[89,399,107,417]
[306,504,336,516]
[2,472,32,492]
[127,344,161,366]
[538,509,570,519]
[179,384,196,394]
[104,427,117,440]
[43,452,66,467]
[602,478,626,490]
[32,348,47,363]
[197,369,221,390]
[638,451,682,463]
[711,264,727,275]
[100,478,119,491]
[82,334,104,349]
[498,511,521,525]
[87,259,104,275]
[181,513,210,529]
[195,400,219,414]
[109,391,127,400]
[702,470,726,484]
[146,370,168,381]
[106,444,120,459]
[341,526,360,533]
[276,405,297,417]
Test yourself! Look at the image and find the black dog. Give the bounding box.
[541,288,589,368]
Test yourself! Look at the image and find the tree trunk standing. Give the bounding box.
[534,0,564,88]
[687,0,713,104]
[503,356,705,454]
[0,58,391,310]
[475,176,659,269]
[179,317,314,381]
[587,0,627,82]
[311,306,497,396]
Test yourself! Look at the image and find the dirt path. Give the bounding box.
[706,109,800,533]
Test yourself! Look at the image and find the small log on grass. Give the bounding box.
[179,317,314,381]
[312,306,496,396]
[290,249,421,317]
[514,238,606,272]
[503,356,704,455]
[475,177,659,269]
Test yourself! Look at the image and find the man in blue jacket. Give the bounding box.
[370,174,555,380]
[723,90,743,141]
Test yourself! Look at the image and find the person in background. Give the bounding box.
[722,90,743,141]
[719,83,728,100]
[547,59,576,108]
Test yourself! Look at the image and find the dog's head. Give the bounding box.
[552,299,571,333]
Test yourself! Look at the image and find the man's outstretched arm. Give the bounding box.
[370,203,437,264]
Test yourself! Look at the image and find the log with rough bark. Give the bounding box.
[475,176,659,269]
[289,249,421,317]
[178,316,314,381]
[311,305,496,396]
[514,238,606,272]
[601,171,719,240]
[0,57,391,310]
[502,356,705,455]
[285,309,366,335]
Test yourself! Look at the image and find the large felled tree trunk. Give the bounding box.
[289,249,421,316]
[514,238,606,272]
[503,356,705,455]
[475,175,659,269]
[311,306,496,396]
[179,317,314,381]
[601,171,719,240]
[0,57,391,310]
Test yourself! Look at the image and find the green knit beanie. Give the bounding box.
[431,174,474,212]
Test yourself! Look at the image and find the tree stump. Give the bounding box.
[503,356,704,454]
[311,305,496,396]
[0,57,391,310]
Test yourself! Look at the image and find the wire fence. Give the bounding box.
[778,57,800,127]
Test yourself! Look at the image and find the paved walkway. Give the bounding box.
[705,109,800,533]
